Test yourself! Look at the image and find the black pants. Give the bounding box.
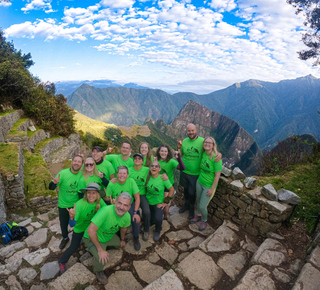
[128,201,140,240]
[59,207,71,239]
[59,231,84,264]
[148,204,164,233]
[179,171,199,206]
[140,195,151,232]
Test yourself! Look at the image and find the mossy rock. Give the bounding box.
[0,143,20,176]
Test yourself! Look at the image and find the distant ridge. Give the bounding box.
[66,75,320,150]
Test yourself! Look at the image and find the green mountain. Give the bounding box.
[67,75,320,150]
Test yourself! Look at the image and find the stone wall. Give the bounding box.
[208,167,300,236]
[0,110,24,143]
[28,195,58,213]
[39,133,81,163]
[6,133,28,150]
[0,172,6,223]
[3,144,27,210]
[28,129,49,152]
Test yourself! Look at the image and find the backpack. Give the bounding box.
[0,223,13,244]
[11,226,29,241]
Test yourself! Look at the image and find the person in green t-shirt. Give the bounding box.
[139,142,154,167]
[156,144,185,220]
[58,182,106,274]
[129,153,150,239]
[83,192,132,285]
[177,123,222,220]
[104,142,134,177]
[91,146,115,181]
[77,157,109,202]
[49,155,84,250]
[106,166,141,251]
[192,137,222,231]
[145,161,174,242]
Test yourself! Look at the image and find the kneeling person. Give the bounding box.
[83,192,132,285]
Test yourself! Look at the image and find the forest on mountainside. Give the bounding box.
[0,30,74,137]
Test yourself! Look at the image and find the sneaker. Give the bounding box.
[199,221,207,231]
[190,215,201,223]
[134,238,141,251]
[96,271,108,285]
[153,231,160,242]
[179,204,189,213]
[59,237,70,250]
[59,263,66,274]
[142,232,149,241]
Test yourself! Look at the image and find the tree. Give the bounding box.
[288,0,320,65]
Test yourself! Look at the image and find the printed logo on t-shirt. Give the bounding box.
[186,146,200,159]
[102,224,119,235]
[66,181,78,195]
[148,184,159,196]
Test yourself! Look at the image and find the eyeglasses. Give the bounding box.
[150,164,160,168]
[204,141,214,144]
[85,163,94,167]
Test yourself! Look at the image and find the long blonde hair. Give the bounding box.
[202,137,218,159]
[145,161,161,188]
[83,190,101,213]
[82,157,99,182]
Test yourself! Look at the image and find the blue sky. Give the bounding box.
[1,0,320,94]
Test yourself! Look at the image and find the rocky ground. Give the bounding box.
[0,205,319,290]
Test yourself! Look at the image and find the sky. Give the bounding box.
[1,0,320,94]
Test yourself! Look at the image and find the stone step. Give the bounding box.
[0,110,24,143]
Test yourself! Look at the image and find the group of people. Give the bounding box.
[49,123,222,285]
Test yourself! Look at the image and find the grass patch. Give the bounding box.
[0,143,20,176]
[9,117,29,135]
[23,150,56,202]
[35,136,60,152]
[257,162,320,233]
[27,127,41,138]
[0,110,15,117]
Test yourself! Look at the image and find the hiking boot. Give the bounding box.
[59,263,66,274]
[142,232,149,241]
[134,238,141,251]
[153,231,160,242]
[179,204,189,213]
[190,215,201,223]
[96,271,108,285]
[59,237,70,250]
[199,221,207,231]
[188,205,195,220]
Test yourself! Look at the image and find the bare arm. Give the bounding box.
[120,227,127,247]
[133,193,141,224]
[87,222,109,264]
[207,171,221,197]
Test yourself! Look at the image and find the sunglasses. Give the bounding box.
[85,163,94,167]
[150,164,160,168]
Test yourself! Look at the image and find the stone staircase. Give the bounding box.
[0,110,81,224]
[0,204,319,289]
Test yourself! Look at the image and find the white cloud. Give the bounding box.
[0,1,12,7]
[208,0,237,12]
[21,0,54,13]
[100,0,134,9]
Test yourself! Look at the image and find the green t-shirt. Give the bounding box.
[181,136,204,175]
[105,154,134,177]
[129,166,149,195]
[95,159,115,180]
[159,159,179,184]
[84,205,130,243]
[142,155,154,167]
[77,175,106,198]
[146,175,172,205]
[73,198,106,233]
[55,168,82,208]
[198,152,223,188]
[106,177,139,200]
